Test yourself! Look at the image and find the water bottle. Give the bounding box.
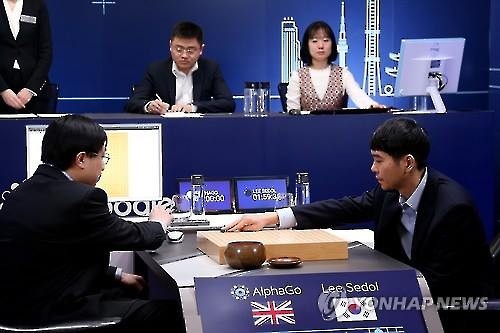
[257,81,270,113]
[243,81,258,113]
[190,174,205,219]
[295,172,310,206]
[412,96,428,111]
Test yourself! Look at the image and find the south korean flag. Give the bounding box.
[334,297,377,322]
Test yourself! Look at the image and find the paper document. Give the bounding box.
[0,113,37,118]
[325,229,375,249]
[161,112,203,118]
[392,110,444,115]
[161,254,239,287]
[36,113,69,118]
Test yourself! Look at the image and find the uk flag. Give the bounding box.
[251,300,295,326]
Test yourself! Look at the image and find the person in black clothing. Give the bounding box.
[0,0,52,113]
[125,21,234,114]
[0,115,186,332]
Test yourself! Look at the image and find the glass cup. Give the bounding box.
[274,193,295,211]
[171,194,191,222]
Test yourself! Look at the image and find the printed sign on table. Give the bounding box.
[195,269,428,333]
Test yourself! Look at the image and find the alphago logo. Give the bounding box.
[107,197,174,217]
[231,285,250,300]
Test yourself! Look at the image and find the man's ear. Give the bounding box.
[200,43,205,55]
[405,154,415,171]
[75,152,86,168]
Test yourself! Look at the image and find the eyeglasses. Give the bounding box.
[173,46,199,55]
[102,153,111,165]
[89,152,111,165]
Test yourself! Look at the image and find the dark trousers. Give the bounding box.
[440,308,500,333]
[0,69,50,114]
[52,286,186,333]
[107,298,186,333]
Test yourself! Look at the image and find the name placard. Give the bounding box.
[195,269,428,333]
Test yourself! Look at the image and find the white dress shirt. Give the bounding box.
[172,61,198,112]
[398,168,428,259]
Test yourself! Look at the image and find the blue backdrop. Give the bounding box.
[28,0,500,233]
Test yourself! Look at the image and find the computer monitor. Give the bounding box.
[394,37,465,113]
[233,176,289,213]
[176,178,233,214]
[26,123,163,202]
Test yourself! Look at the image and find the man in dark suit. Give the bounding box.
[0,0,52,113]
[125,21,235,114]
[226,117,493,332]
[0,115,185,332]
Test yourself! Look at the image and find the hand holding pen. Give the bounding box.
[147,94,169,114]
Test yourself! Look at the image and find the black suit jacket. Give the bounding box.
[0,165,166,324]
[125,58,235,113]
[0,0,52,94]
[292,168,492,299]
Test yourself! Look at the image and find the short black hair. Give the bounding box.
[171,21,203,45]
[300,21,338,66]
[41,115,107,170]
[370,118,430,170]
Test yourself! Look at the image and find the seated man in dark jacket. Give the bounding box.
[226,117,493,333]
[125,21,235,114]
[0,115,185,332]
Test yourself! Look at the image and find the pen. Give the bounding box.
[155,93,162,102]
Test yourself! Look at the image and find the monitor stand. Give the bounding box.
[408,78,447,114]
[426,77,447,113]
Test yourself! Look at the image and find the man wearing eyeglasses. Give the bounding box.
[125,21,235,114]
[0,115,186,331]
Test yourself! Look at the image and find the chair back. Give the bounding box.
[491,232,500,259]
[131,84,139,94]
[43,83,59,113]
[277,82,288,112]
[491,232,500,296]
[0,317,121,332]
[340,92,348,108]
